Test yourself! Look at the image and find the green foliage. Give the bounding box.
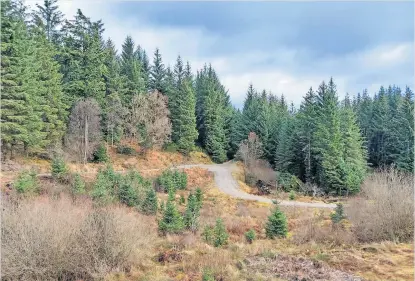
[289,190,296,201]
[71,173,85,195]
[169,57,198,153]
[195,187,203,208]
[93,143,109,163]
[163,142,179,153]
[201,268,215,281]
[141,187,158,215]
[184,193,201,232]
[213,218,229,247]
[157,169,187,192]
[195,65,230,163]
[265,206,288,239]
[116,145,135,155]
[14,170,38,194]
[118,181,139,207]
[245,229,256,244]
[179,195,185,205]
[90,166,152,210]
[51,157,68,180]
[330,203,346,224]
[158,189,184,235]
[202,225,214,244]
[277,172,301,192]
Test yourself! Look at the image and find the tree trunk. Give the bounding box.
[84,114,88,164]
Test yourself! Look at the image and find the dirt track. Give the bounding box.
[177,162,336,209]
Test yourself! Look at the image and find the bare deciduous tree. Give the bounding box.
[236,132,263,168]
[66,98,102,163]
[237,132,276,192]
[126,91,172,150]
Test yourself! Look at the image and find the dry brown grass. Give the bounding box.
[347,168,414,243]
[1,195,157,281]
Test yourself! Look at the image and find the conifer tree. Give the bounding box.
[33,0,63,44]
[184,193,200,232]
[158,189,184,235]
[120,36,145,103]
[142,187,158,215]
[170,56,198,152]
[1,1,43,157]
[265,206,288,239]
[149,48,166,93]
[60,10,106,105]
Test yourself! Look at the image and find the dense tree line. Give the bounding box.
[1,0,413,195]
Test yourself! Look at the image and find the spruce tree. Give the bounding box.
[33,0,63,44]
[120,36,145,103]
[60,10,106,105]
[149,48,166,93]
[184,193,200,232]
[265,206,288,239]
[142,187,158,215]
[158,189,184,235]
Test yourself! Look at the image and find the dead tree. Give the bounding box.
[66,98,102,163]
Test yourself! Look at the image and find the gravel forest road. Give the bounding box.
[177,162,336,209]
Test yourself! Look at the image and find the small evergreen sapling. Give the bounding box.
[71,173,85,195]
[141,188,158,215]
[289,190,295,200]
[93,143,109,162]
[51,157,68,180]
[158,189,184,235]
[330,203,346,224]
[14,170,38,194]
[202,225,214,244]
[265,206,288,239]
[245,229,256,244]
[213,218,229,247]
[184,193,200,232]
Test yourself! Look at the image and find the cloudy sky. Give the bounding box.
[26,0,414,108]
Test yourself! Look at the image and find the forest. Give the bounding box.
[1,0,414,197]
[2,1,415,280]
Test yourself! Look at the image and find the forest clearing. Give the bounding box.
[1,0,414,280]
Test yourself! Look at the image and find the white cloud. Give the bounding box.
[25,0,413,108]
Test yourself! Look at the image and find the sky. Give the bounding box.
[26,0,414,108]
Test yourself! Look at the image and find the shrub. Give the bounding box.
[289,190,296,200]
[265,206,288,239]
[245,229,256,244]
[141,188,158,215]
[202,225,214,244]
[195,187,203,205]
[164,142,179,153]
[71,173,85,195]
[213,218,229,247]
[184,193,200,232]
[14,170,38,194]
[93,143,109,162]
[179,194,185,205]
[202,268,215,281]
[116,145,135,155]
[90,166,121,204]
[118,181,139,207]
[330,203,346,224]
[347,169,414,242]
[1,196,155,281]
[277,172,301,192]
[158,190,184,235]
[51,157,68,180]
[157,169,187,192]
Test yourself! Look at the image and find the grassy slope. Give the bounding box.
[2,148,413,281]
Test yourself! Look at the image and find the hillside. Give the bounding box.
[1,1,414,280]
